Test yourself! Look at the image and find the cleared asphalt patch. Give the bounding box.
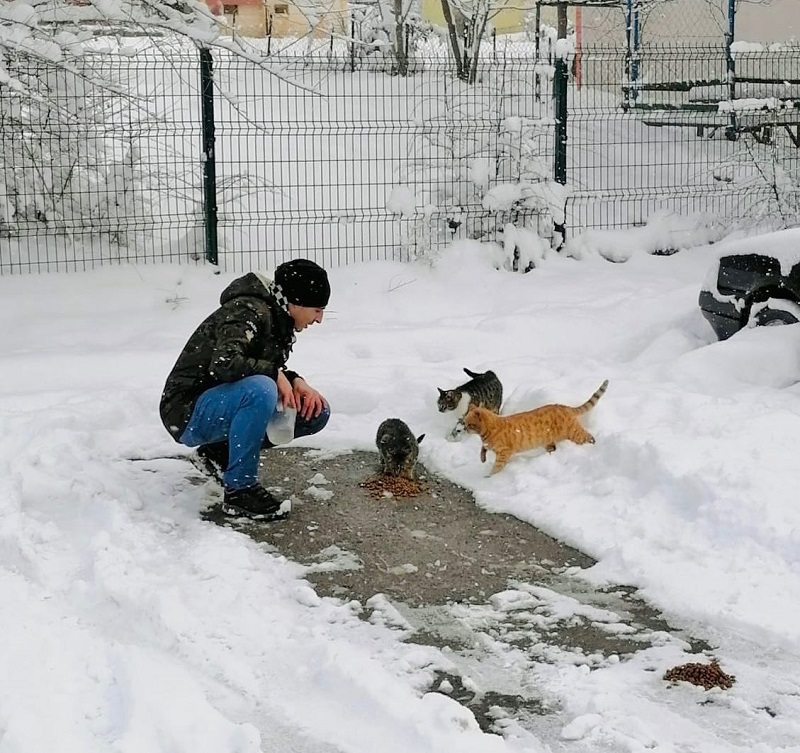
[202,446,709,735]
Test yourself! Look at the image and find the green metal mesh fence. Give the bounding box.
[2,38,799,274]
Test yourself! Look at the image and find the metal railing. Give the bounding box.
[1,40,553,273]
[2,38,799,274]
[567,44,800,236]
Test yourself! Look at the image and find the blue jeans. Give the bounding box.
[179,375,330,491]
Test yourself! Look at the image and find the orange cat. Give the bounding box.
[462,380,609,475]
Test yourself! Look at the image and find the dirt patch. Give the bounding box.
[205,446,593,607]
[199,446,710,734]
[203,447,705,659]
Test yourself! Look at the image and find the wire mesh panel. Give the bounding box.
[0,43,206,274]
[0,41,554,274]
[637,0,731,47]
[575,1,729,51]
[4,34,800,275]
[567,44,800,237]
[211,48,555,272]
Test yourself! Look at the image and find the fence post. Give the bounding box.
[534,1,542,101]
[574,5,582,89]
[725,0,737,139]
[199,46,219,266]
[553,1,568,245]
[623,0,640,110]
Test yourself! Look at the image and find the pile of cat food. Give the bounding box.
[663,659,735,690]
[360,474,425,499]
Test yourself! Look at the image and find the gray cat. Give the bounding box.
[437,368,503,440]
[376,418,425,479]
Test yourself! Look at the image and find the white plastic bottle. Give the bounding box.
[266,404,297,445]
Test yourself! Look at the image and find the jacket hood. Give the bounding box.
[219,272,272,305]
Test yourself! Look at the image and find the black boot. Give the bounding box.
[195,442,228,482]
[222,484,291,521]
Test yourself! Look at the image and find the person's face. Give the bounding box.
[288,303,325,332]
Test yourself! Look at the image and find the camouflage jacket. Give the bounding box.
[159,272,300,440]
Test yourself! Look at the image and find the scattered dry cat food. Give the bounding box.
[360,474,425,499]
[663,659,735,690]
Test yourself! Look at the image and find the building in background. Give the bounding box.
[420,0,536,35]
[204,0,800,44]
[209,0,347,38]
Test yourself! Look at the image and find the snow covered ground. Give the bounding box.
[2,228,800,752]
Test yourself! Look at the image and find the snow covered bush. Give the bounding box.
[438,0,492,84]
[0,54,146,245]
[711,127,800,230]
[348,0,432,75]
[400,65,559,267]
[0,0,219,250]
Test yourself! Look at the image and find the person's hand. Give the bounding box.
[276,370,297,410]
[293,378,327,420]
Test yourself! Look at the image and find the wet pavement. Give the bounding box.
[202,446,708,735]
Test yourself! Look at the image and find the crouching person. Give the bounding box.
[159,259,331,521]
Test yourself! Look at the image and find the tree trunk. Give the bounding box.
[394,0,408,76]
[439,0,466,81]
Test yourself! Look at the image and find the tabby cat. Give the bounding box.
[437,367,503,440]
[376,418,425,480]
[462,380,609,475]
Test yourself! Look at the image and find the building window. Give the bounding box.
[274,4,289,14]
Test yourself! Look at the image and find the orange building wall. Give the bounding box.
[210,0,347,38]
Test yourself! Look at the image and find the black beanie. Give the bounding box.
[274,259,331,308]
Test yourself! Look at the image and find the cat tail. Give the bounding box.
[572,379,609,415]
[463,367,493,379]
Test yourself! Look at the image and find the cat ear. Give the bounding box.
[437,388,445,396]
[416,434,425,444]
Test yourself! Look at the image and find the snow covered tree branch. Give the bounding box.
[347,0,431,76]
[438,0,522,84]
[0,0,253,250]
